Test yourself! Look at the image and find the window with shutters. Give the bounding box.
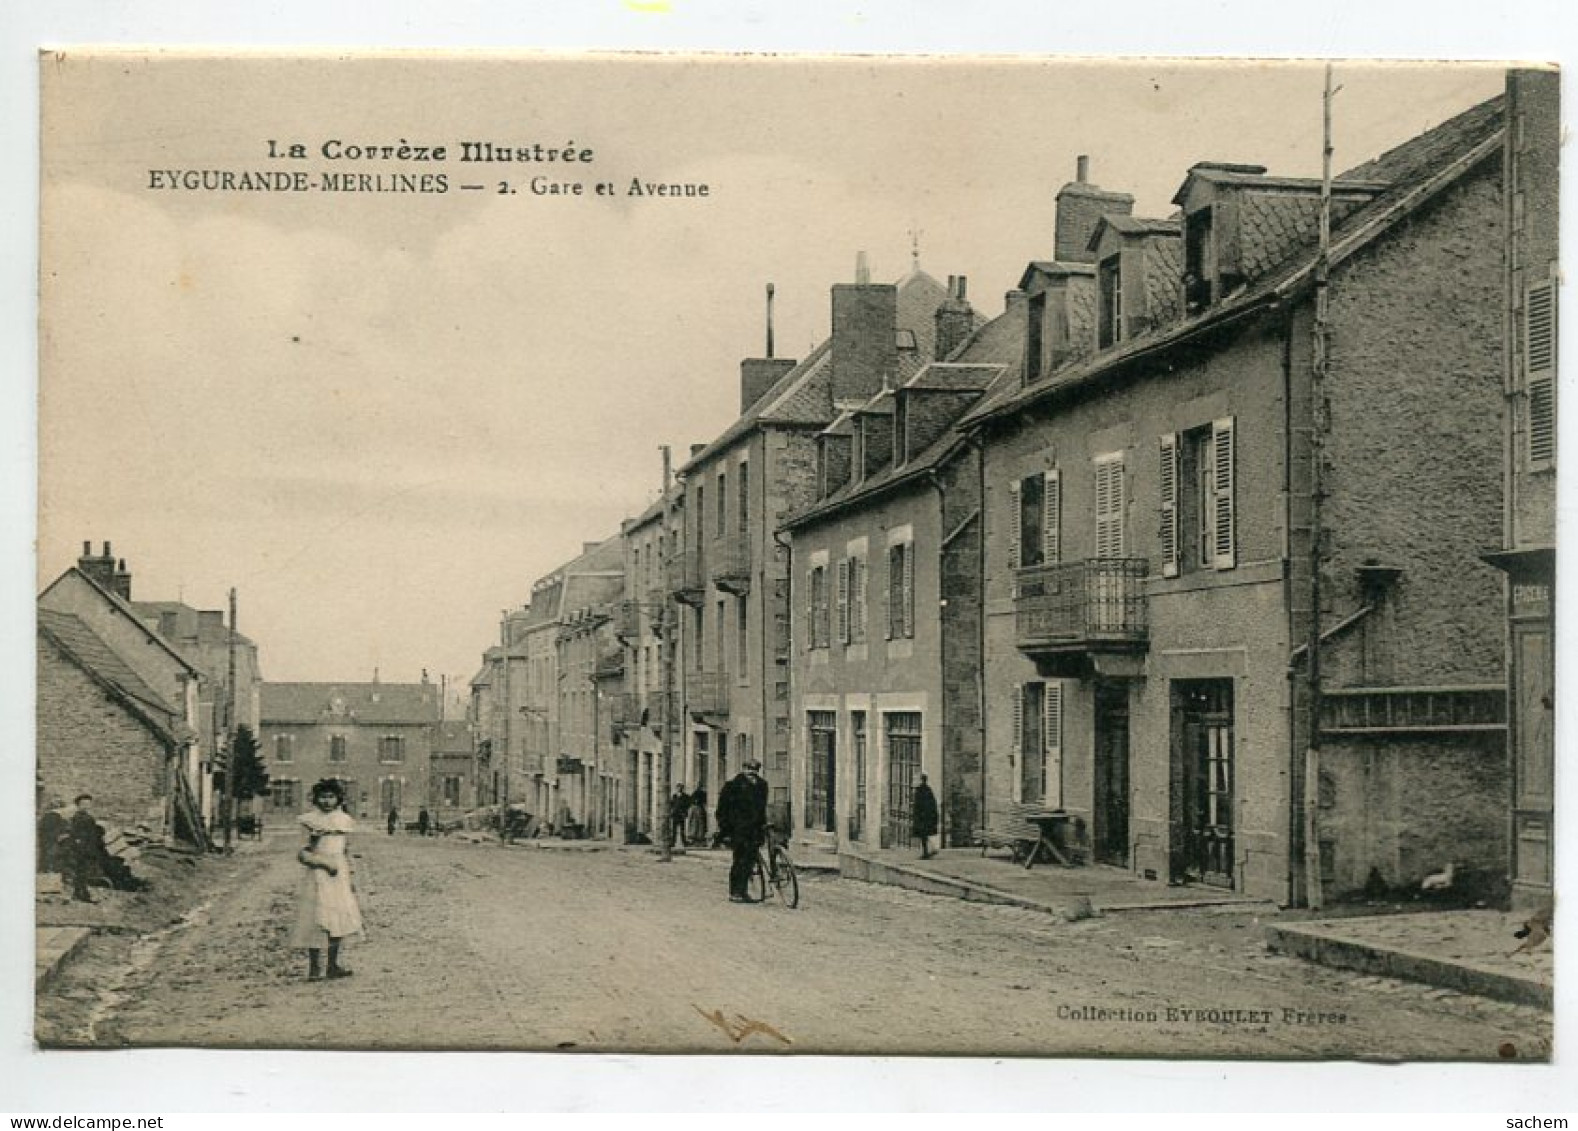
[1527,271,1557,469]
[807,564,830,650]
[274,734,294,763]
[735,596,748,681]
[380,735,404,764]
[886,540,915,640]
[329,734,347,763]
[1165,420,1235,574]
[1093,452,1126,559]
[1014,681,1064,805]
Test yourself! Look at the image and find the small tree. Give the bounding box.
[229,724,269,803]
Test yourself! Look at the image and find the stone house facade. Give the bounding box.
[259,680,442,821]
[783,277,1013,857]
[971,99,1510,905]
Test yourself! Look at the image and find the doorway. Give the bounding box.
[1093,681,1131,866]
[1171,679,1235,887]
[808,711,837,832]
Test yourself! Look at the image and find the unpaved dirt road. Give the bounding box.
[41,832,1550,1058]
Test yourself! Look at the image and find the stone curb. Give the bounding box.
[1264,921,1552,1009]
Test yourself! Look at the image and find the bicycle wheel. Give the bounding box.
[770,846,799,908]
[749,855,768,902]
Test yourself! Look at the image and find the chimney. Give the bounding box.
[740,357,797,413]
[1054,157,1134,263]
[77,540,126,597]
[934,274,974,361]
[829,269,897,406]
[855,251,871,285]
[1004,289,1028,311]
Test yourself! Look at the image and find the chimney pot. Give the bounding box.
[1076,155,1090,183]
[855,251,871,286]
[82,541,90,556]
[956,276,968,302]
[103,541,112,557]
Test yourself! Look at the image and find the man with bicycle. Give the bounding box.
[715,759,769,903]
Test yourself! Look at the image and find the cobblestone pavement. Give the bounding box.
[39,832,1552,1058]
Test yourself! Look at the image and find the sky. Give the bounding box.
[37,54,1506,688]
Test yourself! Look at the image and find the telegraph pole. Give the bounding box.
[1303,65,1337,910]
[223,586,238,851]
[659,444,677,860]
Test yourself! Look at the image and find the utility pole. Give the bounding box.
[660,444,677,860]
[223,586,238,851]
[1303,65,1337,911]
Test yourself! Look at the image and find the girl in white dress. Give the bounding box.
[291,778,364,980]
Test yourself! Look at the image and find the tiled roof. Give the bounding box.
[975,94,1504,426]
[1145,237,1184,328]
[1338,94,1505,184]
[781,303,1023,531]
[131,600,257,648]
[261,681,442,726]
[40,568,200,677]
[682,270,969,472]
[1234,189,1376,280]
[1100,214,1182,238]
[38,608,186,742]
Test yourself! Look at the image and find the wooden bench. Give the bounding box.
[976,802,1073,869]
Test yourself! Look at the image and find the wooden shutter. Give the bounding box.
[1011,685,1025,803]
[852,556,867,643]
[901,542,915,639]
[1211,417,1236,569]
[836,558,851,644]
[1007,480,1022,575]
[1043,680,1063,808]
[883,545,896,634]
[1043,469,1061,565]
[805,567,817,651]
[1094,453,1126,558]
[1527,275,1557,467]
[1159,433,1180,577]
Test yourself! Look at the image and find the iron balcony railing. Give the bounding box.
[686,670,731,716]
[1014,558,1150,650]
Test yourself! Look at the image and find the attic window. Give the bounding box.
[1184,207,1214,313]
[1098,254,1123,349]
[1025,291,1047,381]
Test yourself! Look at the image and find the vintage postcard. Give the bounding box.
[33,50,1557,1061]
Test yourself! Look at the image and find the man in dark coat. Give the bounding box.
[665,783,692,850]
[417,808,431,837]
[912,774,940,859]
[715,761,769,902]
[63,793,104,902]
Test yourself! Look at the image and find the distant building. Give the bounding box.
[259,679,442,819]
[428,720,475,824]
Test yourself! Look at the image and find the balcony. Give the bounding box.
[686,670,731,718]
[1014,558,1149,671]
[711,535,751,596]
[668,550,705,607]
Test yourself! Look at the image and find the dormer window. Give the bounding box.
[1025,291,1047,381]
[1184,206,1214,313]
[1098,254,1123,349]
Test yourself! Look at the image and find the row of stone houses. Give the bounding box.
[468,71,1556,909]
[36,543,262,846]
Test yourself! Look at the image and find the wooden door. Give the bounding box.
[1094,681,1131,866]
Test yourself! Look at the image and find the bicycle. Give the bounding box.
[749,829,799,908]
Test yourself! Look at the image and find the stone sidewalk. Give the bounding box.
[838,845,1273,917]
[1266,909,1554,1008]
